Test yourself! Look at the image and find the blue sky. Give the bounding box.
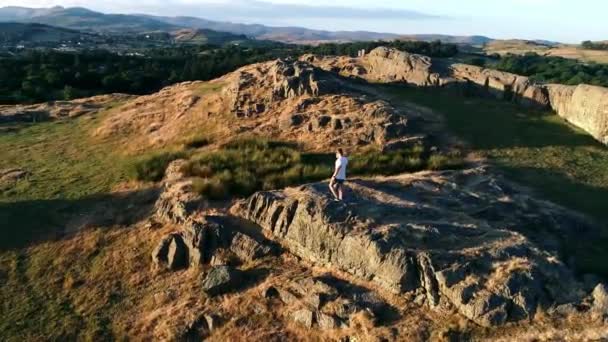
[4,0,608,43]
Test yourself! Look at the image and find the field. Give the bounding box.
[384,86,608,276]
[484,40,608,64]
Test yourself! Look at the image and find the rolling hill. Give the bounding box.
[0,22,95,44]
[0,5,495,44]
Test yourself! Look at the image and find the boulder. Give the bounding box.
[229,232,272,262]
[201,266,242,296]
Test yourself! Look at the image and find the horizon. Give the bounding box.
[1,1,607,43]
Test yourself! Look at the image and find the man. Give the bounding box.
[329,148,348,201]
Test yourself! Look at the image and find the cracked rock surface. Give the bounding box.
[233,166,596,327]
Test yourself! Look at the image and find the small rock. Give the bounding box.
[550,303,578,317]
[304,294,322,309]
[592,283,608,318]
[291,308,314,328]
[278,288,299,305]
[201,266,242,296]
[152,233,187,271]
[317,312,338,329]
[413,294,426,306]
[167,236,188,270]
[204,314,220,332]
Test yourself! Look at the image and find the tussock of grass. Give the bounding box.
[131,151,187,182]
[181,137,463,199]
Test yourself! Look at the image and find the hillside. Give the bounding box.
[0,22,94,44]
[15,6,178,33]
[2,47,608,340]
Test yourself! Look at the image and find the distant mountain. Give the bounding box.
[0,5,503,45]
[0,22,96,44]
[146,15,402,43]
[0,6,61,21]
[0,6,179,33]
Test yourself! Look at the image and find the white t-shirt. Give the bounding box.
[335,156,348,180]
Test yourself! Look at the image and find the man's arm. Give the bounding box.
[332,165,342,179]
[332,160,342,179]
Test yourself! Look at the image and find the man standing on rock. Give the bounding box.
[330,148,348,201]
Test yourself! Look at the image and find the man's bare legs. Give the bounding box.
[329,179,339,200]
[337,183,344,201]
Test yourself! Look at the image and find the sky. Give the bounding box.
[2,0,607,43]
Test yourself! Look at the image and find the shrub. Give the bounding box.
[132,151,186,182]
[181,138,464,200]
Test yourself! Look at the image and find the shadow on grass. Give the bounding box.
[497,165,608,276]
[384,85,599,150]
[0,187,160,251]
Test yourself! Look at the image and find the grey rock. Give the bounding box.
[152,233,188,271]
[278,288,299,305]
[201,266,242,296]
[317,313,339,330]
[229,232,272,262]
[291,308,315,328]
[167,235,188,270]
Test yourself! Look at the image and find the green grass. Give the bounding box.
[182,137,463,200]
[384,85,608,276]
[0,105,173,250]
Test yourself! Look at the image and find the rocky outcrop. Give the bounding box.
[222,59,340,118]
[547,84,608,145]
[302,47,444,86]
[304,46,608,145]
[449,64,550,108]
[361,47,444,86]
[152,160,273,270]
[233,167,597,326]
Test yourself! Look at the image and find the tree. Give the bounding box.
[63,85,75,100]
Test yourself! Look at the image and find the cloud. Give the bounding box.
[192,0,441,20]
[1,0,441,21]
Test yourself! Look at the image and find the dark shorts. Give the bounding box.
[334,178,345,185]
